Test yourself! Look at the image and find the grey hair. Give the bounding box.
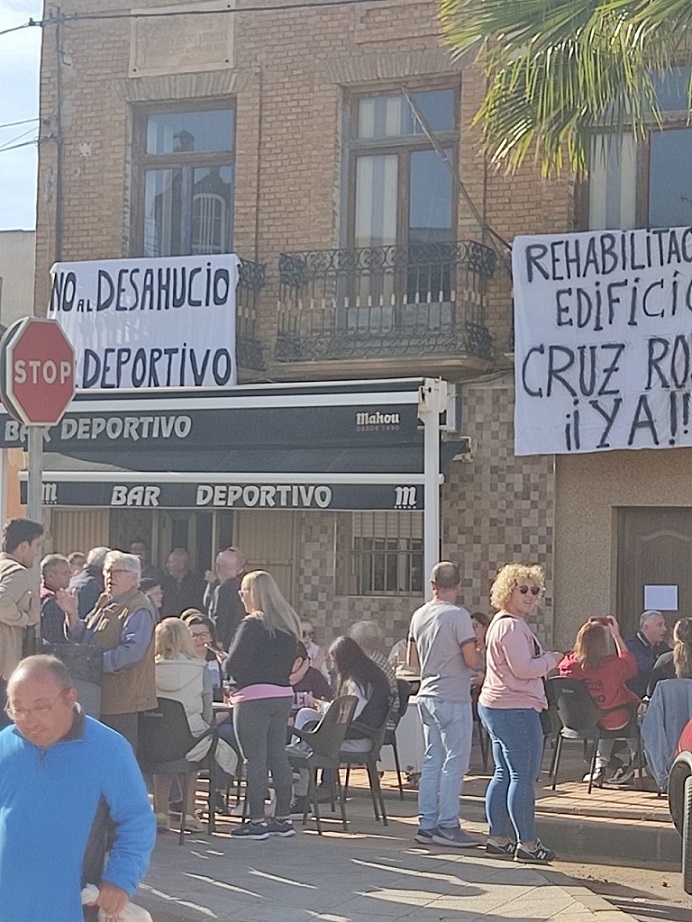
[104,550,141,580]
[41,553,69,578]
[9,654,74,691]
[86,546,111,567]
[349,620,383,653]
[640,609,663,628]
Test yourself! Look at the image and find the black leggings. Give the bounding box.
[234,696,293,821]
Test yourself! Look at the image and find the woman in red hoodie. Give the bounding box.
[558,616,640,785]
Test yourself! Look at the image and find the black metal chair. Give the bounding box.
[382,679,412,799]
[286,694,358,834]
[139,697,219,845]
[342,707,395,826]
[549,676,644,794]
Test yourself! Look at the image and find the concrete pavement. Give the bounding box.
[136,792,639,922]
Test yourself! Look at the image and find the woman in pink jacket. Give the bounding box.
[478,563,561,864]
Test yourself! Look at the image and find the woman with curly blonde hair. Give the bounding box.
[478,563,561,864]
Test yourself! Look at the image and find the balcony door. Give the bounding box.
[347,88,457,334]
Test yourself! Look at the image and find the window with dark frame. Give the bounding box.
[588,68,692,231]
[133,103,236,258]
[350,511,423,596]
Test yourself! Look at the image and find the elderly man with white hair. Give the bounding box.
[61,551,157,750]
[624,609,671,699]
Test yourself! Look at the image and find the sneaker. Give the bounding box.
[431,826,480,848]
[155,812,169,833]
[414,827,436,844]
[231,821,269,840]
[183,815,205,833]
[514,840,555,864]
[608,762,636,785]
[486,839,516,857]
[266,818,296,837]
[289,796,311,818]
[581,767,606,786]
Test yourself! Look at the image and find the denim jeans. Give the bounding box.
[477,704,543,843]
[417,696,472,830]
[234,696,294,821]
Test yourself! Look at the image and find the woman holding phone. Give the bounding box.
[558,616,640,785]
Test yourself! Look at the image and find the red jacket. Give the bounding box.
[557,651,640,729]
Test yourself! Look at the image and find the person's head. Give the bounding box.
[471,611,491,644]
[41,554,71,592]
[239,570,301,640]
[2,518,43,567]
[349,620,383,655]
[140,577,163,611]
[430,561,461,601]
[640,610,668,646]
[166,548,190,579]
[67,551,86,577]
[86,546,111,570]
[329,635,390,698]
[574,619,610,671]
[154,617,197,660]
[103,550,140,598]
[215,546,246,583]
[129,539,149,564]
[673,617,692,679]
[490,563,544,616]
[301,620,315,645]
[180,610,218,658]
[6,655,77,748]
[290,643,310,684]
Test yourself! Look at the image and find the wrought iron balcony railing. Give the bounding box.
[237,257,266,370]
[275,241,496,363]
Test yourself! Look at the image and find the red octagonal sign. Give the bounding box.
[0,317,76,426]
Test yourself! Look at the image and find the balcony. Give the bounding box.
[236,257,266,371]
[274,241,496,378]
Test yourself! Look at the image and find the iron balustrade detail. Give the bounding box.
[237,256,266,370]
[275,241,496,363]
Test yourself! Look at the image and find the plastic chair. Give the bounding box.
[382,679,412,799]
[286,694,358,834]
[342,707,395,826]
[548,676,644,794]
[138,697,219,845]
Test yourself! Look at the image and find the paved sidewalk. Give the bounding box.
[137,795,638,922]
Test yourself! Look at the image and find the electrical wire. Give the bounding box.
[1,0,398,36]
[0,117,40,131]
[0,125,40,152]
[0,137,40,154]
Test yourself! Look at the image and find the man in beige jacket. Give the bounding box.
[0,518,43,725]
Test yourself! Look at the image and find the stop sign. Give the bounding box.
[0,317,76,426]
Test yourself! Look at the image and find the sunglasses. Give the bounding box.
[517,585,541,596]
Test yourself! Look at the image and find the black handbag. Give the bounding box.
[48,643,104,687]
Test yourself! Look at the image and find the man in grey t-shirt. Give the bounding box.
[407,561,479,848]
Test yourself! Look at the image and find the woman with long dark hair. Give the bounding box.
[225,570,300,840]
[330,635,393,745]
[648,617,692,695]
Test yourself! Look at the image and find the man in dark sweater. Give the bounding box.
[207,546,246,649]
[69,546,110,619]
[624,609,671,698]
[160,548,205,618]
[39,554,72,645]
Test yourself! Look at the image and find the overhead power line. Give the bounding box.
[0,117,40,131]
[0,137,40,155]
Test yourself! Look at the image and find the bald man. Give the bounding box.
[0,654,155,922]
[207,546,247,649]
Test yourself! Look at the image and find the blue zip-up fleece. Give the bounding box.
[0,712,156,922]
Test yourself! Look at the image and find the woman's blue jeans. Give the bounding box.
[477,704,543,844]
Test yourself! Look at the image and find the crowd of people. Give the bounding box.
[0,510,688,917]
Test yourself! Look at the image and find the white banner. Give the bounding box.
[48,254,240,390]
[513,226,692,455]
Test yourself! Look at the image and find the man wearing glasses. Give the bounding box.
[0,654,155,922]
[61,551,158,751]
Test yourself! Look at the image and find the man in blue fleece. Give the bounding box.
[0,654,156,922]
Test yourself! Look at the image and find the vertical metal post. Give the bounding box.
[419,379,447,599]
[26,426,44,651]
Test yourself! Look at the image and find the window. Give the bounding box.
[134,104,235,257]
[349,511,423,595]
[588,68,692,230]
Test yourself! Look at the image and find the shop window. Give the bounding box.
[346,511,423,596]
[588,68,692,230]
[133,103,235,257]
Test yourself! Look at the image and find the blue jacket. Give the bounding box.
[0,712,155,922]
[641,678,692,791]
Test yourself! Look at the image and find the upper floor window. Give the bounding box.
[588,68,692,230]
[133,103,235,257]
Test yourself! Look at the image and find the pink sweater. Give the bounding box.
[479,612,558,712]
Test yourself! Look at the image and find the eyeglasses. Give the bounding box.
[517,585,541,596]
[190,631,211,640]
[105,568,131,577]
[5,690,66,722]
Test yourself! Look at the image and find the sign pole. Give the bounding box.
[26,426,44,654]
